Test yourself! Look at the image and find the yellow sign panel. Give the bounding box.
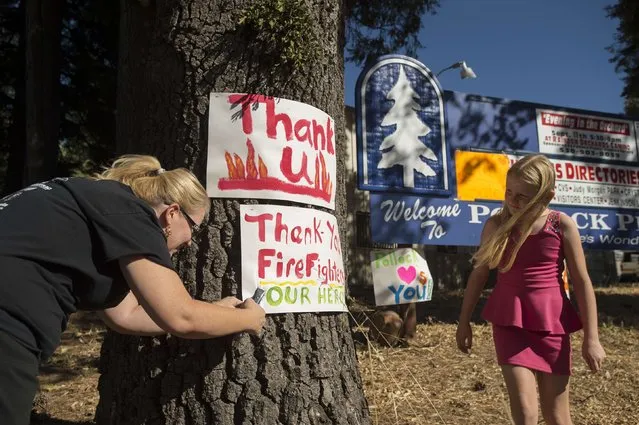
[455,151,510,201]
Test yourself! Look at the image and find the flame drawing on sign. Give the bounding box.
[224,140,267,179]
[219,139,332,202]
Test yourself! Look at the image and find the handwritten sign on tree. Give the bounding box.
[371,248,434,306]
[207,93,336,209]
[240,204,346,314]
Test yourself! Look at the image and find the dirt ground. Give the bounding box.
[30,285,639,425]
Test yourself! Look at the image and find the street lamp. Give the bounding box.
[436,61,477,79]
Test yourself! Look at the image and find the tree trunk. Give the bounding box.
[95,1,370,424]
[23,0,62,184]
[3,0,26,195]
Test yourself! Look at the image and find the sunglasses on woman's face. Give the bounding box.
[180,208,201,236]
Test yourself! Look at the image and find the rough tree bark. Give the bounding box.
[95,1,370,424]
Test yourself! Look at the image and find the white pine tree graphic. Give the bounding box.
[377,65,437,188]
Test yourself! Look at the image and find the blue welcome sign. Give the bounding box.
[370,192,639,250]
[356,55,449,194]
[370,194,500,246]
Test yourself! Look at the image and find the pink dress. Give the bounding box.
[481,211,582,375]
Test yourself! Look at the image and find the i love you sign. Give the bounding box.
[370,248,434,306]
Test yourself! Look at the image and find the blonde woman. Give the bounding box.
[0,155,265,425]
[456,154,605,425]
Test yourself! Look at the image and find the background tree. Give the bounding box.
[23,0,63,185]
[344,0,440,64]
[607,0,639,117]
[0,0,118,195]
[57,0,119,176]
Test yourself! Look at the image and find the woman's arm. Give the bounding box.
[98,291,166,336]
[114,256,265,338]
[456,216,498,352]
[561,213,606,372]
[99,292,245,336]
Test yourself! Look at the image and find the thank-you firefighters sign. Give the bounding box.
[207,93,336,209]
[240,204,346,314]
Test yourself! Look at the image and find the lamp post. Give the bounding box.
[436,61,477,79]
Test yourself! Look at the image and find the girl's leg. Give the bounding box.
[537,372,572,425]
[500,365,539,425]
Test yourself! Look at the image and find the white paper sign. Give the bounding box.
[536,109,638,162]
[552,158,639,209]
[207,93,336,209]
[508,154,639,209]
[240,204,346,314]
[371,248,433,306]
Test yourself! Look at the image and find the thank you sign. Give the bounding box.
[240,204,346,314]
[207,93,336,209]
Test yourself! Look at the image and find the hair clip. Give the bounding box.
[155,168,165,175]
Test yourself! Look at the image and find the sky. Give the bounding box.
[344,0,626,116]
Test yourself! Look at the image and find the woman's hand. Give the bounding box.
[456,322,473,353]
[214,296,243,308]
[582,339,606,373]
[238,298,266,335]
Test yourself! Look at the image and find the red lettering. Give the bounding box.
[294,259,304,278]
[291,225,302,243]
[618,169,627,184]
[326,117,334,154]
[280,147,312,184]
[554,163,563,179]
[285,258,297,277]
[565,163,575,179]
[578,165,587,180]
[228,94,256,135]
[258,249,275,278]
[274,213,288,242]
[266,98,292,140]
[244,213,273,241]
[312,120,324,151]
[294,119,312,145]
[272,251,282,276]
[306,253,318,276]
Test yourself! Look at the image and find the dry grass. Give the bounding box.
[31,286,639,425]
[357,322,639,425]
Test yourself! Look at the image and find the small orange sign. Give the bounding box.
[455,151,510,201]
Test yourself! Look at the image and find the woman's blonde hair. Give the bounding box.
[94,155,210,215]
[472,154,555,272]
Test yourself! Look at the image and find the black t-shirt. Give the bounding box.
[0,178,174,361]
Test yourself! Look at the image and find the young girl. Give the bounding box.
[456,154,606,425]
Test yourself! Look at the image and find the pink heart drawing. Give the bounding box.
[397,266,417,284]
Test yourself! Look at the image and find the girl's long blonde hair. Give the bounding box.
[94,155,210,215]
[472,154,556,272]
